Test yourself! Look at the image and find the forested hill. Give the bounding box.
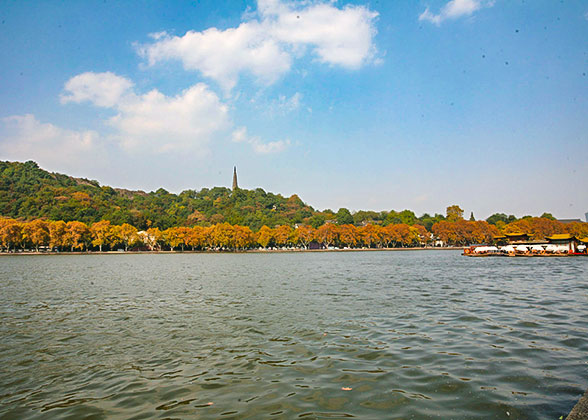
[0,160,316,230]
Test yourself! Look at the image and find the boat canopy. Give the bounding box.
[473,246,499,253]
[545,244,568,252]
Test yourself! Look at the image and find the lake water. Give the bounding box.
[0,251,587,419]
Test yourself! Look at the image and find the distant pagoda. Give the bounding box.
[232,166,238,190]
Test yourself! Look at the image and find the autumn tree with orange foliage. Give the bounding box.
[293,225,315,249]
[410,224,430,246]
[143,227,163,251]
[257,226,273,248]
[163,227,184,251]
[210,223,236,250]
[503,217,565,240]
[316,223,337,248]
[0,218,22,251]
[564,222,588,239]
[233,225,255,250]
[22,220,50,251]
[432,220,499,245]
[66,221,90,251]
[113,223,138,251]
[360,224,381,248]
[187,226,205,250]
[273,225,292,247]
[338,224,359,248]
[49,220,67,250]
[90,220,113,252]
[2,214,587,253]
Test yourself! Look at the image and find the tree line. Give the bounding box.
[2,161,587,251]
[0,218,431,252]
[1,215,585,253]
[2,160,568,233]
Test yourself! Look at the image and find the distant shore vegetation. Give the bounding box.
[1,160,587,252]
[1,214,586,254]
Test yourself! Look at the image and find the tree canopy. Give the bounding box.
[1,161,582,240]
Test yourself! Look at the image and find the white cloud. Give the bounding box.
[110,84,229,153]
[268,2,378,69]
[419,0,492,25]
[139,23,292,92]
[61,72,230,154]
[232,126,290,154]
[60,72,134,107]
[138,0,379,90]
[0,114,103,174]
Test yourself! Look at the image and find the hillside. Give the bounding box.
[0,161,316,230]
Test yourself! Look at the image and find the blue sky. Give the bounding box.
[1,0,587,219]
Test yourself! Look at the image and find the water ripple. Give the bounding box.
[0,252,586,419]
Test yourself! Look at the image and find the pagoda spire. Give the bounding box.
[232,166,238,190]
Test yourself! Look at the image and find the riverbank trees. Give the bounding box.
[2,216,586,253]
[2,161,587,252]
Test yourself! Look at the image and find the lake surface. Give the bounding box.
[0,251,587,419]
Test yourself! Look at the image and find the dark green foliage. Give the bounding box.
[309,213,326,228]
[336,208,353,225]
[416,213,445,231]
[486,213,517,225]
[352,210,381,225]
[0,161,316,231]
[1,161,541,233]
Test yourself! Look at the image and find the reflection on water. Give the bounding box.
[0,251,586,419]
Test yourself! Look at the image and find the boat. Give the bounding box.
[463,234,588,257]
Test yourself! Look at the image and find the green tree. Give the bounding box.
[486,213,517,225]
[336,208,354,225]
[399,210,417,225]
[309,214,325,229]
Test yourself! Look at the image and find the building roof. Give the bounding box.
[557,219,582,224]
[504,232,530,237]
[546,233,573,240]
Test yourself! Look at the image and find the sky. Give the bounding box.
[0,0,587,220]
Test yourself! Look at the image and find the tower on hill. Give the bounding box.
[232,166,238,190]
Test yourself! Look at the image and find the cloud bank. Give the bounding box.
[138,0,379,90]
[4,2,379,171]
[2,71,286,165]
[61,72,230,154]
[0,114,103,174]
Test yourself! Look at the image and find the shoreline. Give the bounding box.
[566,388,588,420]
[0,247,464,256]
